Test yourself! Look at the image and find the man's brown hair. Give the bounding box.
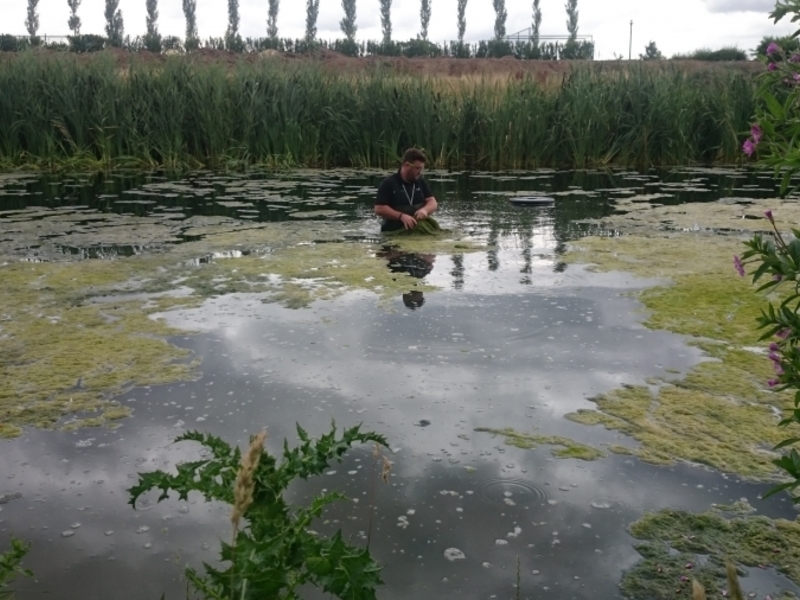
[402,148,427,165]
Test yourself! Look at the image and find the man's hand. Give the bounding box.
[414,208,428,220]
[399,213,417,230]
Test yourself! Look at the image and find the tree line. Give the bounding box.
[17,0,586,55]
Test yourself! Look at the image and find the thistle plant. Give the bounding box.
[128,423,388,600]
[0,538,32,600]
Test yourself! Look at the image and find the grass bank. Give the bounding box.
[0,52,756,171]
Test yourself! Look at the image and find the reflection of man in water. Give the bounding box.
[378,247,435,309]
[374,148,439,232]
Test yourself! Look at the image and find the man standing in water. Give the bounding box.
[375,148,439,232]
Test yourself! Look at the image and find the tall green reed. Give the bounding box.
[0,52,757,171]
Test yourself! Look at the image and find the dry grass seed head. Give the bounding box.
[231,429,267,531]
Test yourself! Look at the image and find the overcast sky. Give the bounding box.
[4,0,797,59]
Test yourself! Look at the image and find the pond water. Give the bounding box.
[1,167,798,600]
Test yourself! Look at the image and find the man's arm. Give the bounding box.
[415,196,438,219]
[414,178,437,219]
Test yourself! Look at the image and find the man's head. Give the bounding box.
[400,148,427,182]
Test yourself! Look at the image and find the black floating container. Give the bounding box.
[509,196,556,206]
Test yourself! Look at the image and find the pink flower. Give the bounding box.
[767,42,781,56]
[777,328,791,339]
[769,62,779,71]
[770,342,780,351]
[734,255,745,277]
[751,124,763,144]
[743,139,756,156]
[769,351,781,363]
[765,209,774,222]
[791,54,800,62]
[768,378,780,387]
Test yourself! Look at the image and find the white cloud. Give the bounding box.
[703,0,776,14]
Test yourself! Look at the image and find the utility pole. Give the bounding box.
[629,20,632,59]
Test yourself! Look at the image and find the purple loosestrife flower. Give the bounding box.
[768,378,780,387]
[791,54,800,63]
[769,62,779,71]
[743,139,756,156]
[751,124,763,144]
[775,363,784,375]
[767,42,781,56]
[734,255,745,276]
[770,342,780,352]
[769,351,781,363]
[777,328,791,339]
[765,209,774,223]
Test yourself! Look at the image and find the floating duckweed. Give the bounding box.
[474,427,605,461]
[565,230,798,480]
[1,213,487,436]
[622,507,800,600]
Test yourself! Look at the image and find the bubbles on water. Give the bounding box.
[495,539,508,546]
[507,526,522,538]
[444,548,466,561]
[104,531,114,536]
[136,525,150,534]
[61,530,75,538]
[70,522,81,529]
[143,542,153,549]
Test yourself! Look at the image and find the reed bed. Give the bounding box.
[0,52,757,170]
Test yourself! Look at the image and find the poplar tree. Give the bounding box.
[380,0,392,45]
[531,0,541,47]
[340,0,357,42]
[68,0,81,35]
[305,0,320,43]
[493,0,507,40]
[183,0,198,49]
[268,0,279,41]
[419,0,431,41]
[565,0,578,41]
[26,0,40,41]
[144,0,162,51]
[456,0,467,45]
[104,0,124,46]
[226,0,241,49]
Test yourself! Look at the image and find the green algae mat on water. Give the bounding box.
[565,197,800,481]
[0,215,487,438]
[622,506,800,600]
